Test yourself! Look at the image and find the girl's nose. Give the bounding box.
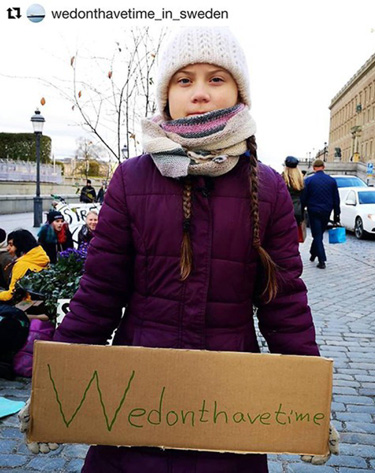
[190,84,210,103]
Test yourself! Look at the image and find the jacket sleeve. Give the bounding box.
[77,226,84,245]
[65,226,74,249]
[54,165,135,345]
[37,225,46,246]
[0,261,25,302]
[333,180,340,217]
[255,173,319,356]
[300,178,308,211]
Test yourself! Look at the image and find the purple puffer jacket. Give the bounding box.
[54,154,319,473]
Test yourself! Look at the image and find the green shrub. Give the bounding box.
[15,248,85,322]
[0,132,52,163]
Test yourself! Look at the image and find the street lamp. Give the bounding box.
[323,142,328,162]
[121,144,128,160]
[31,109,45,227]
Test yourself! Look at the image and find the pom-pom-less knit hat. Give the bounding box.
[156,27,251,116]
[47,210,64,224]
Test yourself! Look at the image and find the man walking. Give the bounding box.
[301,159,340,269]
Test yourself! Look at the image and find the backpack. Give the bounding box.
[0,304,30,356]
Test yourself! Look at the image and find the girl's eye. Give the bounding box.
[211,77,224,83]
[177,78,191,85]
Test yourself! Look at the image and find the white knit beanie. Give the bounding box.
[156,27,251,116]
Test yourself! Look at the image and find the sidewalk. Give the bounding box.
[0,226,374,472]
[0,213,38,238]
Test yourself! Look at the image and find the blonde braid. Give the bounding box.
[247,136,278,302]
[180,178,193,280]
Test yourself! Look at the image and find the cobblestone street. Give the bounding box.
[0,229,374,472]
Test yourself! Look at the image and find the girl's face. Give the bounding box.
[52,218,64,232]
[167,63,239,120]
[7,239,17,257]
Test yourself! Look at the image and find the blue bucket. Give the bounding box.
[328,226,346,244]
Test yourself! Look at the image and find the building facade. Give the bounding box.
[329,53,375,163]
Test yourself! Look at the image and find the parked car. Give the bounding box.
[340,188,375,239]
[332,175,367,188]
[331,175,368,201]
[304,174,367,228]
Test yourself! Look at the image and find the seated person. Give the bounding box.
[38,211,73,264]
[0,230,49,303]
[78,211,98,247]
[0,228,13,290]
[0,304,30,379]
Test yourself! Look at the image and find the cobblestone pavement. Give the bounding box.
[0,229,374,472]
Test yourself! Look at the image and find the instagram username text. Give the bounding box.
[51,8,229,21]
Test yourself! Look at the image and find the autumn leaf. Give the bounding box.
[78,91,82,98]
[108,71,112,79]
[70,56,75,66]
[72,105,75,111]
[40,97,46,106]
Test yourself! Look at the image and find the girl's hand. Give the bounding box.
[18,398,60,454]
[301,424,340,465]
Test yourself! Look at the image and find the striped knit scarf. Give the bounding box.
[141,104,256,178]
[39,223,69,245]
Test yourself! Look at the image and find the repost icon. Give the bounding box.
[27,4,45,23]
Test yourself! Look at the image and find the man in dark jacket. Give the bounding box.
[80,179,96,203]
[301,159,340,269]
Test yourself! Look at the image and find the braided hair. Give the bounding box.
[246,136,278,302]
[179,136,278,302]
[180,177,193,281]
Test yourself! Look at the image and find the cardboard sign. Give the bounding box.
[29,342,333,455]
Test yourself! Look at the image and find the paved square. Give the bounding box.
[1,228,374,472]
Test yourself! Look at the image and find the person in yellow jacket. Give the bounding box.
[0,230,50,303]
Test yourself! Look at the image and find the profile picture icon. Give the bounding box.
[27,4,46,23]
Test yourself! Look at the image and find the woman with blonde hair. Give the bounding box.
[282,156,305,225]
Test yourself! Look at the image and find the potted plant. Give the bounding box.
[15,247,86,324]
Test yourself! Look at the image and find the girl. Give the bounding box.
[38,210,73,264]
[21,27,338,471]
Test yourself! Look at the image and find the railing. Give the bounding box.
[0,159,62,183]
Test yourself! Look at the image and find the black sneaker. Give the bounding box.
[317,262,326,269]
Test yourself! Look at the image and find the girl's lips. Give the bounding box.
[187,112,208,116]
